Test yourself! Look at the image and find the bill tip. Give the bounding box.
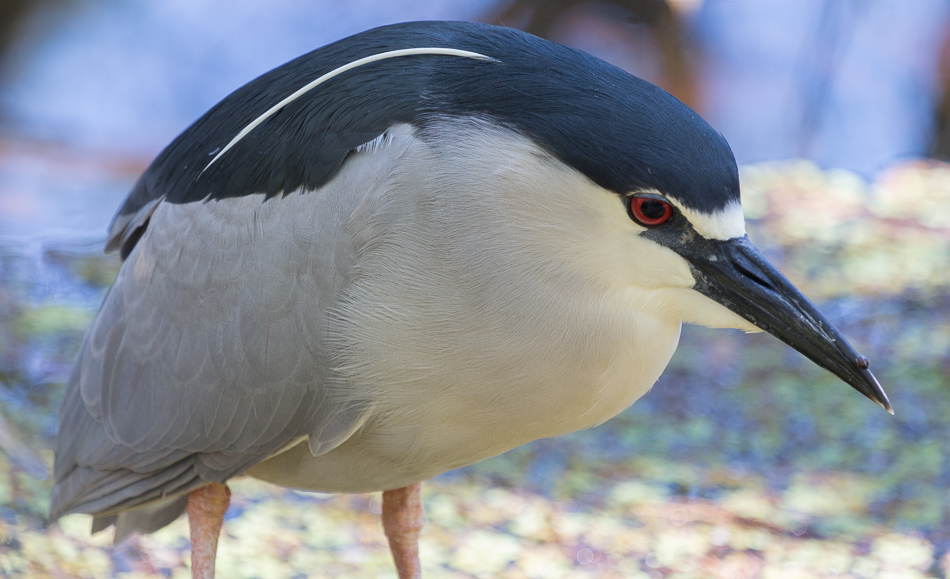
[874,397,894,415]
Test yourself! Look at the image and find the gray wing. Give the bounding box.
[51,130,414,530]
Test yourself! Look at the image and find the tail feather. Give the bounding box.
[52,451,259,540]
[112,495,189,543]
[51,458,196,520]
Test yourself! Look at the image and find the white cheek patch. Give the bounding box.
[668,198,746,241]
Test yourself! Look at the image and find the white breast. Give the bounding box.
[248,121,689,492]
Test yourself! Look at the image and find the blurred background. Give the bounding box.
[1,0,949,577]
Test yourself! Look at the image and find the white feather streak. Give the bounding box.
[201,47,496,174]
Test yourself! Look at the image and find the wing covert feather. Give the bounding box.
[52,127,415,519]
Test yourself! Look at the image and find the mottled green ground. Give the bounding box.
[2,476,941,578]
[1,161,949,577]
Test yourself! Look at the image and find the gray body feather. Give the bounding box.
[51,20,890,548]
[51,127,414,532]
[52,21,760,540]
[53,121,735,538]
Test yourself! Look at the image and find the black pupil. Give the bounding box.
[640,200,667,220]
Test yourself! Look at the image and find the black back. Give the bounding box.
[115,21,739,227]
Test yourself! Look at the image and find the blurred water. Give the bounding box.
[0,143,133,250]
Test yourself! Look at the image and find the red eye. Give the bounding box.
[628,196,673,226]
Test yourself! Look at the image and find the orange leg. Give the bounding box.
[382,483,425,579]
[187,483,231,579]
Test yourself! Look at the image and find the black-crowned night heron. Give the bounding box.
[51,21,891,579]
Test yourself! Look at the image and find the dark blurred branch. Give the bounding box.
[485,0,698,109]
[930,22,950,160]
[0,0,38,57]
[795,0,865,159]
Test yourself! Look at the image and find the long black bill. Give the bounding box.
[677,234,892,414]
